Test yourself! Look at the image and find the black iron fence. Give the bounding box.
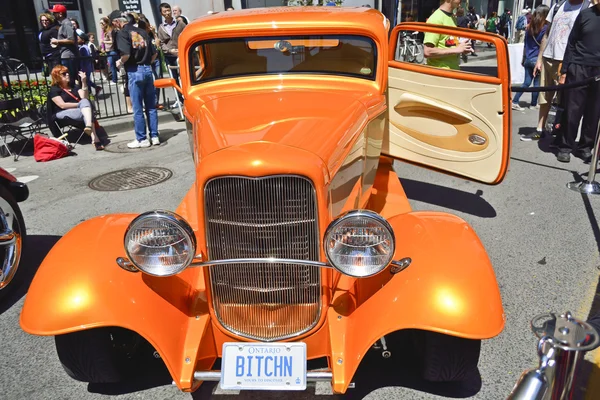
[0,54,177,126]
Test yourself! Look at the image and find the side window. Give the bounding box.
[393,27,498,78]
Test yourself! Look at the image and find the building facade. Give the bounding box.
[0,0,557,68]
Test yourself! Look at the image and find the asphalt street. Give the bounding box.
[1,70,599,399]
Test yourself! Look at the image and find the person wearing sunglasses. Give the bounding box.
[48,65,105,151]
[38,13,60,75]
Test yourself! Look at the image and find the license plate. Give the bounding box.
[221,342,307,391]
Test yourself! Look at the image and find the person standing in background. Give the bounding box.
[38,13,60,75]
[139,14,163,109]
[423,0,472,70]
[554,0,600,162]
[99,17,117,85]
[532,0,590,140]
[157,3,186,105]
[512,5,550,115]
[77,32,101,96]
[49,4,79,86]
[515,9,530,43]
[172,5,189,25]
[116,13,159,149]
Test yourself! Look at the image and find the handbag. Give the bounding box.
[33,134,70,162]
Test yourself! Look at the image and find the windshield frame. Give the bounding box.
[188,34,379,85]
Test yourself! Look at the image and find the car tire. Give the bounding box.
[55,327,140,383]
[416,330,481,382]
[0,184,26,293]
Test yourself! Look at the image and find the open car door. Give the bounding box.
[384,23,511,184]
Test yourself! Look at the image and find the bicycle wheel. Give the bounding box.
[407,43,417,63]
[414,43,425,64]
[4,58,30,81]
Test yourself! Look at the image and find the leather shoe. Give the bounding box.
[577,148,592,162]
[557,151,571,163]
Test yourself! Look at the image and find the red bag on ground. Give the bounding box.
[33,134,69,162]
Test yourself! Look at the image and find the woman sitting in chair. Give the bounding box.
[49,65,104,150]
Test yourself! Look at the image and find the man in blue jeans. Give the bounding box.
[116,13,159,149]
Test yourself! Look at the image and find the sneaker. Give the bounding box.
[556,151,571,163]
[512,103,525,111]
[151,137,160,146]
[127,139,151,149]
[520,130,542,141]
[471,52,478,57]
[529,104,540,110]
[95,86,103,96]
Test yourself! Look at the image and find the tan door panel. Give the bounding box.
[383,67,504,183]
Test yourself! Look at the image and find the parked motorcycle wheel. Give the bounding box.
[414,330,481,382]
[55,327,141,383]
[0,184,26,295]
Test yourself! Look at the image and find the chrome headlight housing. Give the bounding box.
[124,210,196,277]
[324,210,395,277]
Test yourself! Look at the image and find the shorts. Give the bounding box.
[539,57,562,105]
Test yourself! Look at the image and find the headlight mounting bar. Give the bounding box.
[117,256,411,274]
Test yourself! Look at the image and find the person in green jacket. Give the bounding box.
[424,0,472,69]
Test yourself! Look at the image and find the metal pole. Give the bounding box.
[567,119,600,194]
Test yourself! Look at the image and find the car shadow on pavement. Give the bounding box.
[90,330,481,399]
[158,128,180,142]
[400,178,497,218]
[0,234,61,314]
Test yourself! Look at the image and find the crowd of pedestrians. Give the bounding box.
[513,0,599,168]
[36,3,188,151]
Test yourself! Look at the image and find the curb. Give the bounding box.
[98,110,184,134]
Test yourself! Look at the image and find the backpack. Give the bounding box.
[33,134,69,162]
[516,15,526,30]
[467,13,478,28]
[499,13,509,28]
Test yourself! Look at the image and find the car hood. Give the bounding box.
[195,89,370,172]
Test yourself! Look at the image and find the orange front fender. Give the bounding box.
[328,211,505,393]
[19,214,213,391]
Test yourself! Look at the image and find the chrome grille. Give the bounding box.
[205,176,321,341]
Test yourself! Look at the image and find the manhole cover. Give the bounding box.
[103,140,168,153]
[89,167,173,191]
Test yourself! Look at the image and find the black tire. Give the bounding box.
[416,331,481,382]
[55,327,140,383]
[0,184,26,293]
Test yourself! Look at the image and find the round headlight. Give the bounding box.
[324,210,395,277]
[124,210,196,277]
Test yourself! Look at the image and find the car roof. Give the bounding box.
[184,6,388,41]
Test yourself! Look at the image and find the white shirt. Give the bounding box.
[543,1,586,61]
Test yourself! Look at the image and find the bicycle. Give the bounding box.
[397,31,424,64]
[0,55,30,82]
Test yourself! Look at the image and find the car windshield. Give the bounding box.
[190,35,377,83]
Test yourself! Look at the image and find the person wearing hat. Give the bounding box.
[49,4,79,86]
[77,32,101,96]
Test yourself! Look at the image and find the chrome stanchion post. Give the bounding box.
[508,312,600,400]
[567,109,600,194]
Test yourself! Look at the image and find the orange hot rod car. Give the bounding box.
[20,7,512,394]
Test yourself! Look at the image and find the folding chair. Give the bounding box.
[45,96,87,148]
[0,98,43,161]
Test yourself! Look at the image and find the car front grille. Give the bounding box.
[204,176,321,341]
